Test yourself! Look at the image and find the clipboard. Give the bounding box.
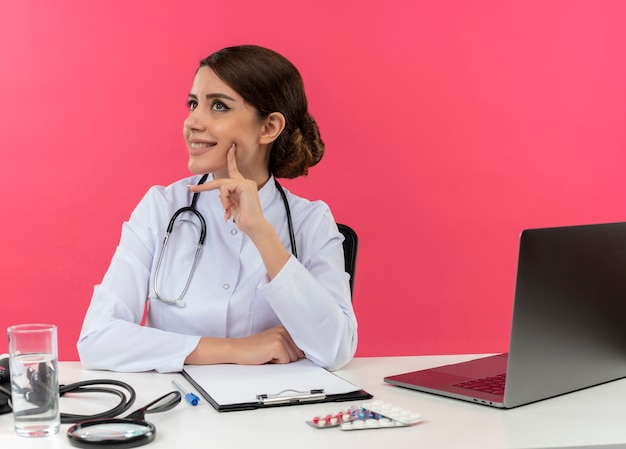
[181,359,372,412]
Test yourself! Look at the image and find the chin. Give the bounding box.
[188,158,225,175]
[188,165,204,175]
[188,159,206,175]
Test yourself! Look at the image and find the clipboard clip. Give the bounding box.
[256,389,326,405]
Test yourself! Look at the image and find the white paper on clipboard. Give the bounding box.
[182,358,363,406]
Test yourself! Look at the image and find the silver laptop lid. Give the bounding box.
[504,222,626,407]
[384,222,626,408]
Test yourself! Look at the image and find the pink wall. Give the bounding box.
[1,1,625,361]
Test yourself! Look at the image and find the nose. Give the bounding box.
[183,109,206,132]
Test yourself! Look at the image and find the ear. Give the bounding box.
[259,112,286,145]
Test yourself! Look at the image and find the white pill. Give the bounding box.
[365,419,379,427]
[380,418,395,427]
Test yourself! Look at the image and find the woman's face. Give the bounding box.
[183,66,269,179]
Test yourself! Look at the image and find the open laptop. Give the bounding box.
[384,222,626,408]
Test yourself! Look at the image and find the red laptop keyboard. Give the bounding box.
[453,373,506,396]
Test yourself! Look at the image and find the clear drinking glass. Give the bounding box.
[7,324,60,437]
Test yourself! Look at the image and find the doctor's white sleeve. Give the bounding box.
[77,192,200,373]
[258,208,358,371]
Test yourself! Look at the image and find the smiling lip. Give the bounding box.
[188,140,217,155]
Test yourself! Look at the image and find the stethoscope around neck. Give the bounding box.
[152,174,297,308]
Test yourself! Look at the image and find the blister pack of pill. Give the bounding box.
[306,400,423,431]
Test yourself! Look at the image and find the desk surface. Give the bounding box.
[2,355,626,449]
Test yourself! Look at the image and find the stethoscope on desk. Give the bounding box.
[0,356,182,448]
[153,174,298,307]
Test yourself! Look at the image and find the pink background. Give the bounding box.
[1,1,625,362]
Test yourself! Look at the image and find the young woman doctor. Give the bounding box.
[77,45,357,373]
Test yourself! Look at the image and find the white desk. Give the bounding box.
[2,355,626,449]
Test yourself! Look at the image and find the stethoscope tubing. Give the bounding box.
[59,379,137,423]
[152,175,296,307]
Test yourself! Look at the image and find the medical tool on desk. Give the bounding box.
[153,175,298,307]
[67,390,181,448]
[0,356,138,424]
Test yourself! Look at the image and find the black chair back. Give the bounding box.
[337,223,358,301]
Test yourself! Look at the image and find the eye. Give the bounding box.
[187,99,198,111]
[211,100,230,112]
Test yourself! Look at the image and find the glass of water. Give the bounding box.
[7,324,60,437]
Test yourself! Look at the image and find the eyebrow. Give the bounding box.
[188,93,237,102]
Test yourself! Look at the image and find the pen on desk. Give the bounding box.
[172,379,200,406]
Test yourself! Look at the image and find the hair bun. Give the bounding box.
[299,113,325,166]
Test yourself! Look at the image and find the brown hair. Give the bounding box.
[199,45,325,178]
